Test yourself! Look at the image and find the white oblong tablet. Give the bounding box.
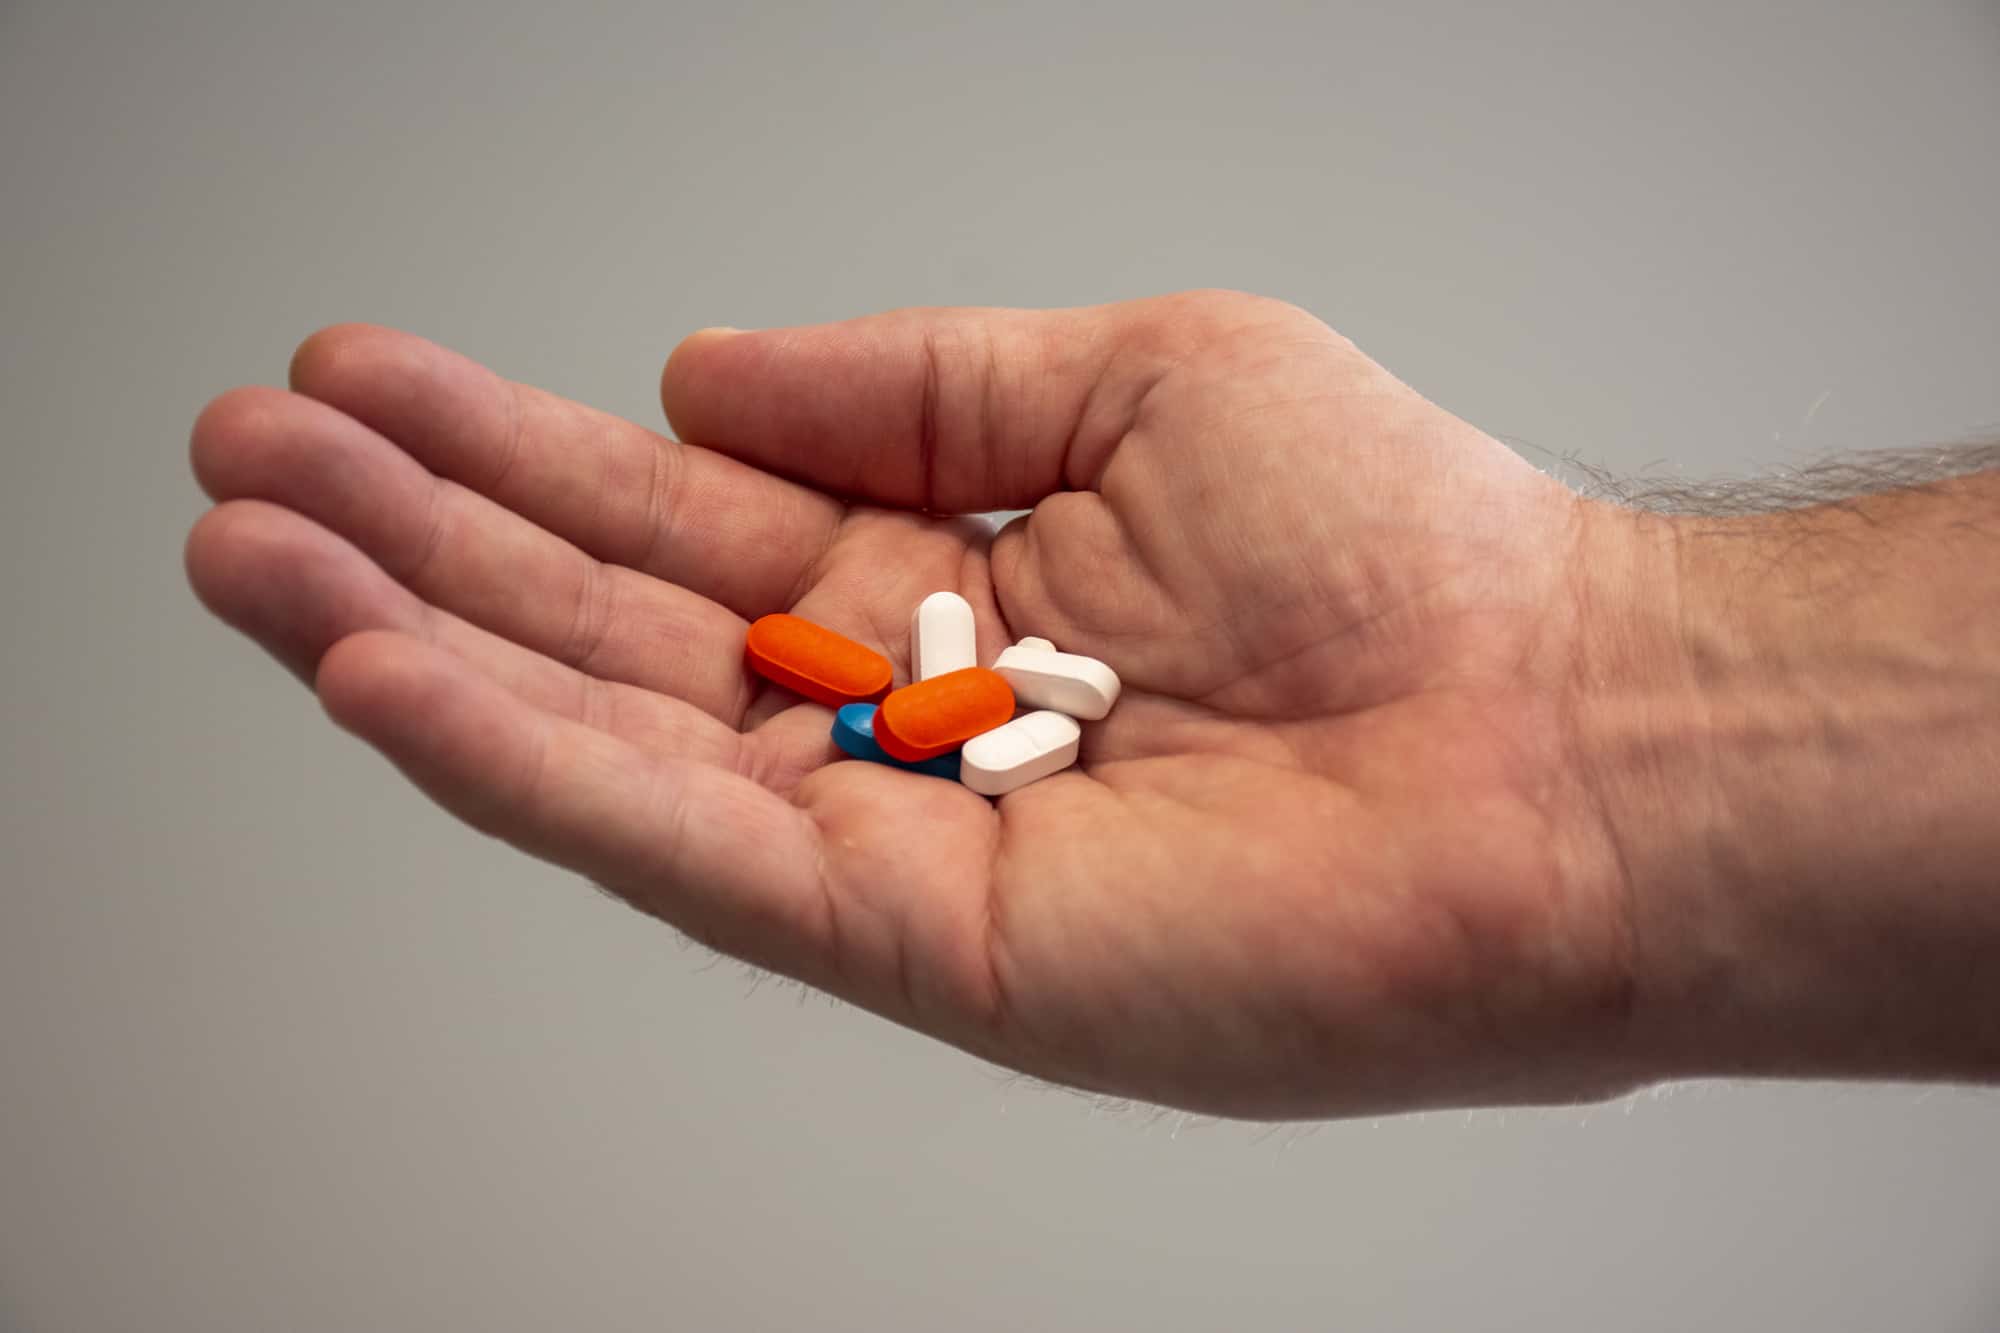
[991,645,1121,721]
[1014,636,1056,654]
[910,591,977,681]
[960,710,1080,796]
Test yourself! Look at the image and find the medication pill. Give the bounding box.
[873,667,1015,762]
[744,613,892,708]
[910,591,978,681]
[831,704,962,779]
[990,644,1121,721]
[1013,637,1055,654]
[961,710,1081,796]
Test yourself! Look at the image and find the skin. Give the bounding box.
[185,290,2000,1118]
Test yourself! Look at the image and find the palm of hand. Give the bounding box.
[190,292,1632,1118]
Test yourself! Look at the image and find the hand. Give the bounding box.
[188,291,1643,1118]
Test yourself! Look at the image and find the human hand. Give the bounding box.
[188,291,1648,1118]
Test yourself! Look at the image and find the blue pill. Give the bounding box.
[832,704,962,780]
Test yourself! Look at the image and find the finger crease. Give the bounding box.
[782,507,847,613]
[403,482,454,589]
[560,561,617,672]
[918,328,943,512]
[488,380,529,495]
[576,672,614,734]
[630,439,679,576]
[813,832,847,989]
[504,715,555,836]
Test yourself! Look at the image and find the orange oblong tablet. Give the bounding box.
[745,614,893,708]
[873,667,1015,762]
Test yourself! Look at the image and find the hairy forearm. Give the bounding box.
[1572,459,2000,1081]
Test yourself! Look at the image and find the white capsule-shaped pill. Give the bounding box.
[991,644,1121,721]
[1014,637,1055,654]
[910,591,977,681]
[961,710,1081,796]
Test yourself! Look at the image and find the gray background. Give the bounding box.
[4,1,1998,1329]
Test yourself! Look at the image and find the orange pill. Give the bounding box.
[873,667,1015,762]
[744,614,893,708]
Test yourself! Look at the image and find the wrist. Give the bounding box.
[1567,482,2000,1081]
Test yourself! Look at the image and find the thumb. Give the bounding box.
[658,291,1266,512]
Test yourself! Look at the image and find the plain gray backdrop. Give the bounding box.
[4,2,1998,1330]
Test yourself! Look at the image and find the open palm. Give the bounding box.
[189,290,1639,1118]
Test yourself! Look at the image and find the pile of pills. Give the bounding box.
[743,592,1120,796]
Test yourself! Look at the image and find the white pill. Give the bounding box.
[910,591,977,681]
[961,710,1081,796]
[1014,637,1056,654]
[991,644,1121,721]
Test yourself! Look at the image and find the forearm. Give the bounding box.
[1574,464,2000,1080]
